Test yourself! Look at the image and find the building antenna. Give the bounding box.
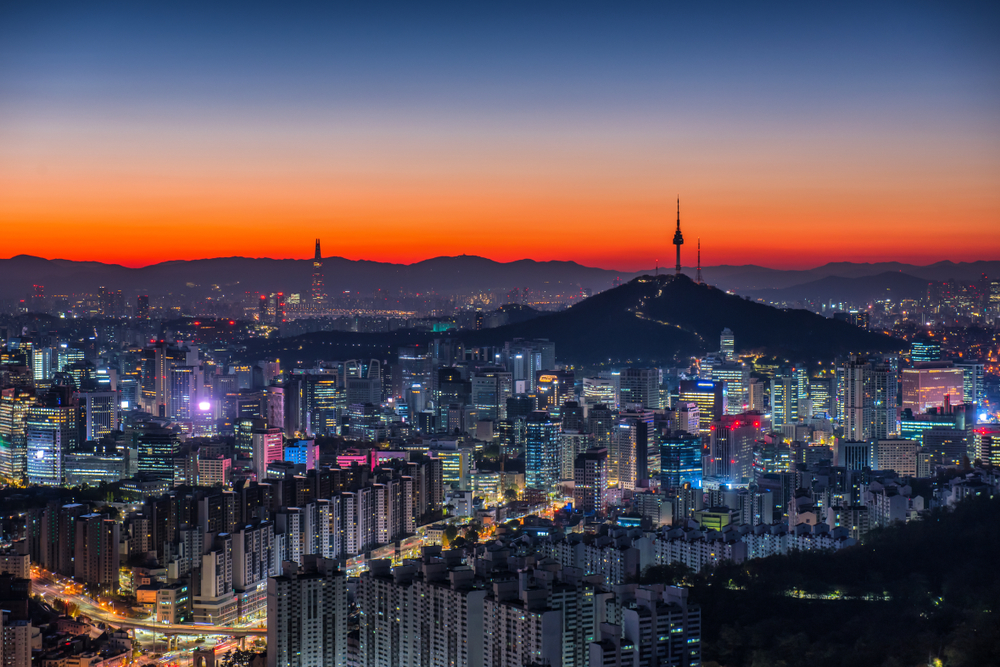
[672,197,684,276]
[696,238,703,284]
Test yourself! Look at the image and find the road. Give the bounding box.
[31,572,266,637]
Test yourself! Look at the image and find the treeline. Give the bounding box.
[685,496,1000,667]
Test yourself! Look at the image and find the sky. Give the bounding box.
[1,1,998,271]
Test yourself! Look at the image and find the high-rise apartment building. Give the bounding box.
[74,513,120,595]
[2,610,32,667]
[267,556,348,667]
[357,554,486,667]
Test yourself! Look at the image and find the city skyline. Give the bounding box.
[2,2,998,269]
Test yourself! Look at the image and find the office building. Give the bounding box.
[525,411,560,493]
[26,397,78,487]
[678,381,726,434]
[503,339,555,393]
[770,370,799,430]
[659,431,703,490]
[807,378,836,418]
[311,238,326,304]
[615,408,655,489]
[472,368,513,421]
[706,414,762,487]
[836,440,877,471]
[668,402,700,435]
[583,377,617,410]
[77,390,119,441]
[713,363,748,415]
[720,328,735,360]
[910,337,942,363]
[136,422,178,480]
[619,368,660,410]
[842,356,898,442]
[534,370,573,414]
[0,389,30,484]
[253,427,283,481]
[971,425,1000,467]
[573,448,608,515]
[876,439,919,477]
[955,361,986,408]
[901,365,965,414]
[558,431,595,480]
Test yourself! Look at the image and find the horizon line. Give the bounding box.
[3,253,999,274]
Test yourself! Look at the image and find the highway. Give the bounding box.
[31,570,266,638]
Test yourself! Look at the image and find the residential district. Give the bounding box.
[0,246,997,667]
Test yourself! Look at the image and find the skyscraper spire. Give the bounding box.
[311,238,326,305]
[696,238,702,284]
[672,197,684,276]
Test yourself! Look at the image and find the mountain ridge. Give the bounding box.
[0,254,996,301]
[247,274,904,366]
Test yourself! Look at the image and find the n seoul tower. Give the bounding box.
[672,197,684,276]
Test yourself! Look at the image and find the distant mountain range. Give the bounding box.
[0,254,997,303]
[695,261,1000,292]
[245,274,904,366]
[740,271,932,305]
[0,254,622,300]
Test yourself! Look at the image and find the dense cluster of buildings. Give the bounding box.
[0,239,997,666]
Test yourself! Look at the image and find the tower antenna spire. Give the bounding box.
[671,196,684,276]
[696,238,703,284]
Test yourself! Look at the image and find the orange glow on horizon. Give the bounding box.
[2,117,998,271]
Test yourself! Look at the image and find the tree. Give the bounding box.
[504,488,518,503]
[221,649,260,667]
[442,525,459,547]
